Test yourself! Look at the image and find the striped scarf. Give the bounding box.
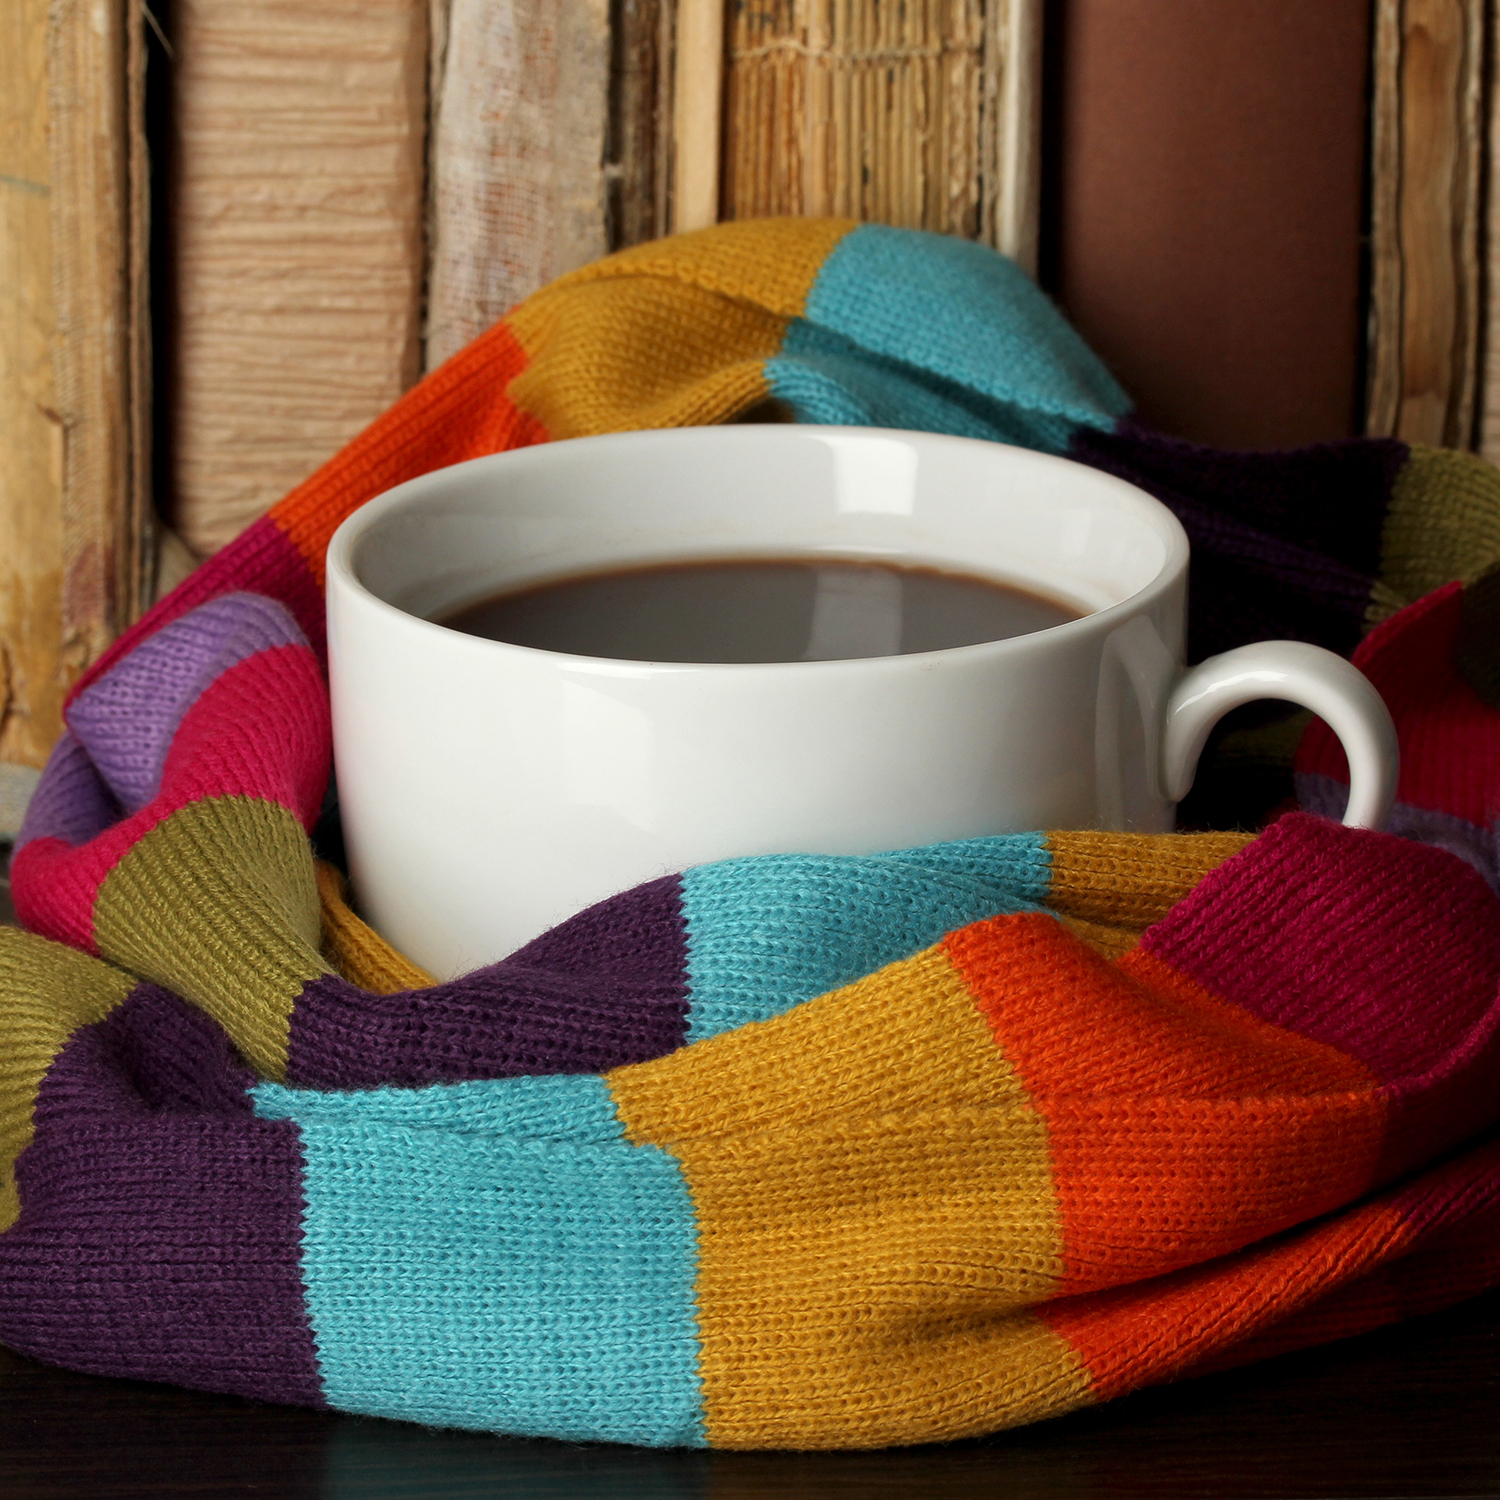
[3,220,1499,1449]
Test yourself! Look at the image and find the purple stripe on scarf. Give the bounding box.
[14,733,123,853]
[66,593,312,814]
[287,876,690,1088]
[1070,424,1405,660]
[0,984,325,1406]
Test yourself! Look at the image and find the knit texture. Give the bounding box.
[4,220,1500,1448]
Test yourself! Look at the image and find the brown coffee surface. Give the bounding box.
[434,557,1081,663]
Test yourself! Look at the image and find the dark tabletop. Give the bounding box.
[3,1295,1498,1500]
[2,845,1497,1499]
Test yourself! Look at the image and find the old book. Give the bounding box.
[2,0,155,829]
[1,0,63,800]
[170,0,428,555]
[424,0,613,368]
[709,0,1041,267]
[609,0,672,249]
[1368,0,1483,450]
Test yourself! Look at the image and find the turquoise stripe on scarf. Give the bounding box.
[254,1073,626,1141]
[254,1076,705,1446]
[765,224,1130,449]
[680,834,1054,1041]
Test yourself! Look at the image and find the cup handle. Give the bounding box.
[1160,640,1399,831]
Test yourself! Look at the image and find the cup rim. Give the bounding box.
[325,425,1190,675]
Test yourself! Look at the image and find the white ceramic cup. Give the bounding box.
[326,426,1398,978]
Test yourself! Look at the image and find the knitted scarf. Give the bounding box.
[3,220,1500,1450]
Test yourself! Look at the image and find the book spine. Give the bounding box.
[170,0,429,555]
[3,0,154,825]
[50,0,156,650]
[425,0,611,369]
[0,0,66,786]
[1048,0,1373,449]
[1369,0,1483,450]
[607,0,672,249]
[716,0,1037,265]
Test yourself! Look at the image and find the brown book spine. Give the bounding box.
[1,0,65,789]
[2,0,154,826]
[50,0,156,653]
[1369,0,1483,450]
[1048,0,1373,449]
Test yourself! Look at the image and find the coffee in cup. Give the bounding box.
[433,557,1082,662]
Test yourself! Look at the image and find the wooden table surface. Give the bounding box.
[3,846,1498,1499]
